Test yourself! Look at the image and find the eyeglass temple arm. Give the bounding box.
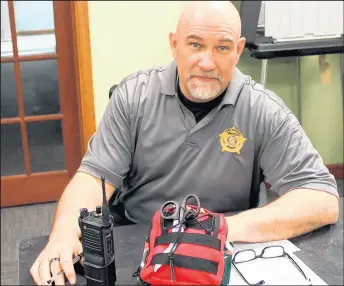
[285,253,312,283]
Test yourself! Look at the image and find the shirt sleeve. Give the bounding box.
[77,84,132,187]
[260,112,339,198]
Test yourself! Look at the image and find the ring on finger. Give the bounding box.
[49,257,60,269]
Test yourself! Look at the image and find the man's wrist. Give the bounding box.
[226,215,246,242]
[50,220,81,241]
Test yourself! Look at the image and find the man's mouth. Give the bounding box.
[193,76,218,81]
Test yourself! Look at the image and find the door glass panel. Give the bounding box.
[1,123,26,176]
[1,1,13,58]
[1,63,18,118]
[14,1,56,56]
[20,60,60,116]
[27,120,65,173]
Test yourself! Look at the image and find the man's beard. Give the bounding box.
[187,71,222,101]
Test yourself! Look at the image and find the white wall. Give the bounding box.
[88,1,185,124]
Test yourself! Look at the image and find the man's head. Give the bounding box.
[169,1,246,102]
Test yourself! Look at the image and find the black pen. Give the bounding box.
[47,252,83,284]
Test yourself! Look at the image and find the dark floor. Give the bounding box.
[1,180,343,285]
[1,202,57,285]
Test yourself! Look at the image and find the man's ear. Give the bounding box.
[235,37,246,64]
[169,32,177,59]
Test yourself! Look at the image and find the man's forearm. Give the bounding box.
[226,188,339,243]
[50,171,115,240]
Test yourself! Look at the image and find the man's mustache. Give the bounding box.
[188,71,221,82]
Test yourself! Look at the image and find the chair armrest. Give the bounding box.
[109,84,118,99]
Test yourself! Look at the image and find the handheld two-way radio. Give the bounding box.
[78,176,117,286]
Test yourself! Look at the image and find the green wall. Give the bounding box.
[300,55,343,164]
[238,51,343,165]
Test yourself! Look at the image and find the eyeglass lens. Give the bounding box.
[234,246,285,263]
[261,246,284,258]
[234,249,256,263]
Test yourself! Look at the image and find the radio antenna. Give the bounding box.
[101,176,110,224]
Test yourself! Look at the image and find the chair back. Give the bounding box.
[109,84,118,99]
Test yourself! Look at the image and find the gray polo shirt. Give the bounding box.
[78,61,338,224]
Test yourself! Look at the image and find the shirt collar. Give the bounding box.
[220,67,247,107]
[160,60,247,106]
[159,61,178,96]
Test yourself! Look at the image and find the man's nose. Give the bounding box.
[198,51,216,71]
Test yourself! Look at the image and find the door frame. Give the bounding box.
[70,1,96,154]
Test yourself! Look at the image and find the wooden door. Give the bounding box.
[1,1,83,207]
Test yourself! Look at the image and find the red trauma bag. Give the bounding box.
[133,199,229,285]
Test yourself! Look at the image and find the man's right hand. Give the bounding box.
[30,233,83,285]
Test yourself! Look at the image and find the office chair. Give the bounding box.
[109,84,118,99]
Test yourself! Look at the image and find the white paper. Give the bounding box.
[228,241,327,285]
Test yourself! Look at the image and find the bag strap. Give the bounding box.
[154,233,221,250]
[162,215,217,233]
[162,214,221,237]
[151,253,218,274]
[213,215,220,237]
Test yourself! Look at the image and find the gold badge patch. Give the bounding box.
[219,126,247,154]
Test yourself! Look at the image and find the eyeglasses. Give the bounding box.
[232,245,312,285]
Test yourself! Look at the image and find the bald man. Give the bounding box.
[31,1,339,285]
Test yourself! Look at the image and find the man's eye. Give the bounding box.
[190,43,201,49]
[218,46,229,52]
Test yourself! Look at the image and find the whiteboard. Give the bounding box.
[264,1,343,42]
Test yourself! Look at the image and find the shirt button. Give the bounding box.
[186,111,190,116]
